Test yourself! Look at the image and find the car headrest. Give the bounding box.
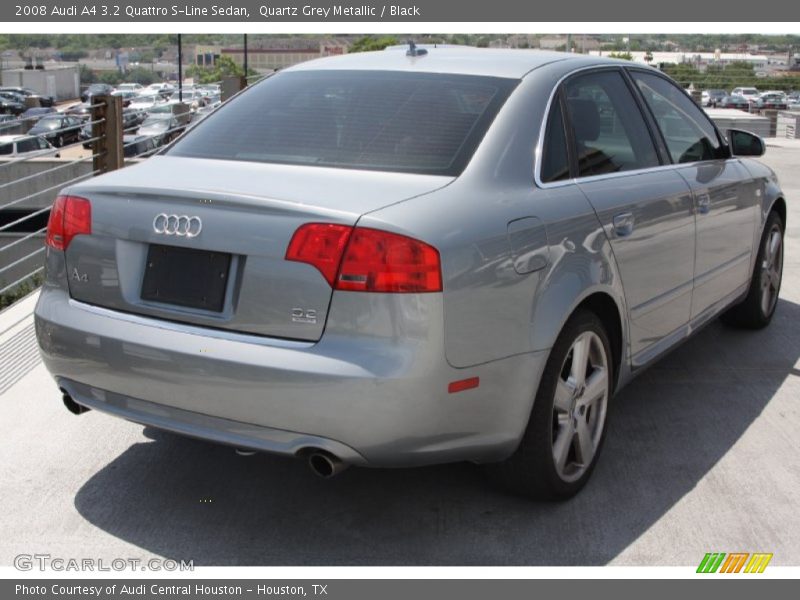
[567,98,600,143]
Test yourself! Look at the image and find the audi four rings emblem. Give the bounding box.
[153,214,202,237]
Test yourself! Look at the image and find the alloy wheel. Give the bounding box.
[760,224,783,317]
[551,331,609,482]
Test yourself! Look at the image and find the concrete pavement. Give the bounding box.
[1,146,799,566]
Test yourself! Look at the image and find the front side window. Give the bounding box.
[631,71,725,164]
[168,70,517,176]
[563,70,660,178]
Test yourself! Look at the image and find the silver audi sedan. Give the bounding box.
[35,48,785,499]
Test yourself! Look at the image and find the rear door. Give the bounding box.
[562,69,697,364]
[629,70,759,321]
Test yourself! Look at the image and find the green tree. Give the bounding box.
[608,52,634,61]
[97,71,123,85]
[185,55,252,84]
[348,35,400,53]
[125,67,159,86]
[78,64,97,85]
[662,62,702,88]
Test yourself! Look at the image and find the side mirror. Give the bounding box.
[727,129,765,157]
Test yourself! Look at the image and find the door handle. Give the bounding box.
[697,193,711,215]
[612,212,635,237]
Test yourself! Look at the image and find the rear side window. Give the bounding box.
[168,70,517,176]
[540,98,570,183]
[563,70,660,178]
[0,143,11,155]
[631,71,725,164]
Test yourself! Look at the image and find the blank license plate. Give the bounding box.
[141,244,231,312]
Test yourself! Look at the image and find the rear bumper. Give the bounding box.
[57,378,368,464]
[35,285,547,467]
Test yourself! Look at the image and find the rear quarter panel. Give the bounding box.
[360,66,629,371]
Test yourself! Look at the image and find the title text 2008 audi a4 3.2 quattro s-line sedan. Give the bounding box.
[35,47,786,499]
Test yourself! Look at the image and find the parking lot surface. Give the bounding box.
[1,142,800,566]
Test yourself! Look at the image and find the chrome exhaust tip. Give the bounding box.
[308,452,348,478]
[61,391,89,415]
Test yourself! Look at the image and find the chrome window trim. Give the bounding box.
[533,63,728,190]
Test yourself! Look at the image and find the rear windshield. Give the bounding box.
[167,70,517,176]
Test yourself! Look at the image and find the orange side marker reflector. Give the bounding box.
[448,377,480,394]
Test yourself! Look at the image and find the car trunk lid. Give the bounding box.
[62,156,452,341]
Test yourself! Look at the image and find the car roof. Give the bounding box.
[0,134,32,142]
[286,47,628,79]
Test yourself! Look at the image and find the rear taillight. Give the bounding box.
[285,223,353,286]
[286,223,442,293]
[337,227,442,293]
[45,195,92,251]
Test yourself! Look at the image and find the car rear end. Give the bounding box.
[34,64,532,469]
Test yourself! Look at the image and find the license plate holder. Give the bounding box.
[141,244,231,312]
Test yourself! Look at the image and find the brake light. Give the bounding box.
[337,227,442,293]
[285,223,353,286]
[45,195,91,251]
[286,224,442,293]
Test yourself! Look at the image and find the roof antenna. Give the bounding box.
[406,40,428,57]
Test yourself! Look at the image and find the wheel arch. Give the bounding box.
[574,291,624,388]
[532,284,628,391]
[770,196,786,229]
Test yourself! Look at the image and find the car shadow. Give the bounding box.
[73,298,800,565]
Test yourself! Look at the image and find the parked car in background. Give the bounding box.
[116,83,144,93]
[731,86,760,101]
[80,108,143,149]
[64,102,93,120]
[167,89,208,109]
[81,83,114,103]
[701,89,727,107]
[716,95,751,110]
[35,49,787,500]
[27,114,83,147]
[0,86,55,107]
[0,91,26,115]
[128,94,166,112]
[136,114,183,146]
[143,82,176,98]
[0,114,17,132]
[0,134,59,157]
[122,133,159,157]
[19,106,57,128]
[752,92,788,110]
[196,83,222,97]
[760,90,787,99]
[111,89,139,106]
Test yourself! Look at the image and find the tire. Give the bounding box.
[56,135,64,148]
[722,210,784,329]
[487,309,613,500]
